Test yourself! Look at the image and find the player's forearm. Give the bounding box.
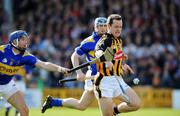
[36,60,63,72]
[122,63,135,75]
[42,62,63,72]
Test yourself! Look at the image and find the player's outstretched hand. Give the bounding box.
[58,67,71,75]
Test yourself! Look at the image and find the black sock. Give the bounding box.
[15,110,19,116]
[5,107,11,116]
[113,106,120,114]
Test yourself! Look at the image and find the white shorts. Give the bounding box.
[84,70,94,91]
[84,79,93,91]
[16,80,26,93]
[0,80,19,100]
[4,80,26,108]
[94,75,130,99]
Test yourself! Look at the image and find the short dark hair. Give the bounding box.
[107,14,122,25]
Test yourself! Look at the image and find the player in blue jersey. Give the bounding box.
[5,65,31,116]
[41,17,108,113]
[0,30,69,116]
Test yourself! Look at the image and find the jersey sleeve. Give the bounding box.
[24,65,31,74]
[23,52,38,68]
[75,42,92,56]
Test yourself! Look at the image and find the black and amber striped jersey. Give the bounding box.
[95,33,123,77]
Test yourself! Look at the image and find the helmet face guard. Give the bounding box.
[9,30,29,52]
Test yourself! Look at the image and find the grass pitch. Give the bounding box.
[0,107,180,116]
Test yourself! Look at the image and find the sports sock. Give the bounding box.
[15,109,19,116]
[113,106,120,115]
[50,98,63,107]
[5,107,11,116]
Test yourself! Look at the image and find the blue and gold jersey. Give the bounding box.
[14,65,31,81]
[75,32,101,75]
[0,44,37,85]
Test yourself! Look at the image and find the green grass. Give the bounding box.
[0,107,180,116]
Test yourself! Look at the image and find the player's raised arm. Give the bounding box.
[35,60,69,74]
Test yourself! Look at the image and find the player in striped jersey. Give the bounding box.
[94,14,141,116]
[41,17,135,115]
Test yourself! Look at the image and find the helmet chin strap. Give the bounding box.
[10,39,26,52]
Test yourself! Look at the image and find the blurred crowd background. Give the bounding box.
[0,0,180,89]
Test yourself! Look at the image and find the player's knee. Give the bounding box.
[76,105,87,111]
[102,111,113,116]
[25,107,29,114]
[136,97,141,109]
[76,102,88,111]
[78,107,86,111]
[130,97,141,111]
[133,103,141,111]
[19,107,29,116]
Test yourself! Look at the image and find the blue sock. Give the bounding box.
[6,107,11,111]
[50,98,63,107]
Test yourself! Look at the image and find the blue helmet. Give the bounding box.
[9,30,29,51]
[9,30,29,43]
[94,17,107,26]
